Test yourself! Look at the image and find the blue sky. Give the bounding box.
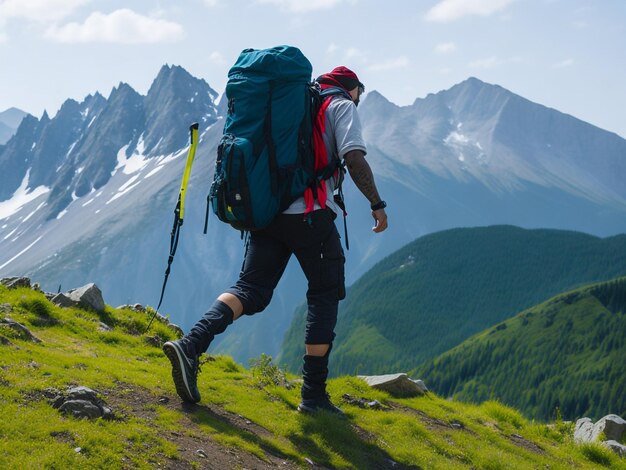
[1,0,625,138]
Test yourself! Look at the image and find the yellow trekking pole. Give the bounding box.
[146,123,199,332]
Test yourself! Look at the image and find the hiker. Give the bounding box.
[164,65,388,414]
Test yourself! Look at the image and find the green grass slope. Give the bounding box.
[1,284,624,468]
[418,276,626,422]
[280,226,626,377]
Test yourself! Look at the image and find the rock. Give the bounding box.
[603,440,626,457]
[66,284,105,314]
[52,386,114,420]
[59,400,103,419]
[0,303,12,313]
[358,373,428,397]
[0,277,31,289]
[67,386,99,402]
[342,393,387,410]
[167,323,184,338]
[144,335,162,348]
[97,322,112,332]
[196,449,208,458]
[0,317,41,343]
[574,418,594,443]
[575,415,626,443]
[51,293,77,309]
[117,304,147,313]
[594,414,626,442]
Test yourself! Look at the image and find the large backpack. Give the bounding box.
[207,45,345,232]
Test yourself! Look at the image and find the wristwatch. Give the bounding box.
[371,200,387,211]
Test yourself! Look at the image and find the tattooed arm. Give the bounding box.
[344,150,388,233]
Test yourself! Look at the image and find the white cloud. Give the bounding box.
[425,0,516,23]
[256,0,350,13]
[435,42,457,54]
[553,58,574,69]
[203,0,219,6]
[0,0,88,23]
[368,56,409,72]
[45,9,184,44]
[327,43,339,55]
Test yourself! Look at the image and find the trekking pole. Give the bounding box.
[146,123,199,333]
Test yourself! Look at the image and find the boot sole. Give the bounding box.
[163,342,200,403]
[297,402,344,415]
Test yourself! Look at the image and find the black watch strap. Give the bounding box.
[371,200,387,211]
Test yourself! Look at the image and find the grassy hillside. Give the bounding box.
[1,284,624,468]
[418,276,626,422]
[280,226,626,377]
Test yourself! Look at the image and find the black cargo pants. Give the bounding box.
[226,208,345,345]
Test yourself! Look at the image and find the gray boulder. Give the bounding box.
[603,440,626,457]
[358,373,428,397]
[574,418,594,443]
[594,414,626,442]
[50,293,77,309]
[576,415,626,443]
[66,284,105,314]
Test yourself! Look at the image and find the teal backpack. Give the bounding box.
[206,45,342,232]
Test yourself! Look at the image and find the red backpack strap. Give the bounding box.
[304,95,334,215]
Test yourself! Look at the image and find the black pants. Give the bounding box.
[188,209,345,353]
[229,208,345,345]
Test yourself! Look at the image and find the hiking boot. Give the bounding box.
[163,340,201,403]
[298,394,344,415]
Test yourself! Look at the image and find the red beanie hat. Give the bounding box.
[317,66,364,92]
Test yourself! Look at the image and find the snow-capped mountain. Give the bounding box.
[1,69,625,364]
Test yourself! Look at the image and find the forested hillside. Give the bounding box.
[418,277,626,421]
[280,226,626,377]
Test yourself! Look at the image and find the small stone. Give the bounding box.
[196,449,208,458]
[358,373,427,397]
[451,423,463,430]
[74,447,82,453]
[158,396,169,404]
[304,458,315,466]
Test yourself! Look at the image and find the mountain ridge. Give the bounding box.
[2,68,626,365]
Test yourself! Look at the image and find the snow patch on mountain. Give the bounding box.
[0,170,50,220]
[113,141,150,176]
